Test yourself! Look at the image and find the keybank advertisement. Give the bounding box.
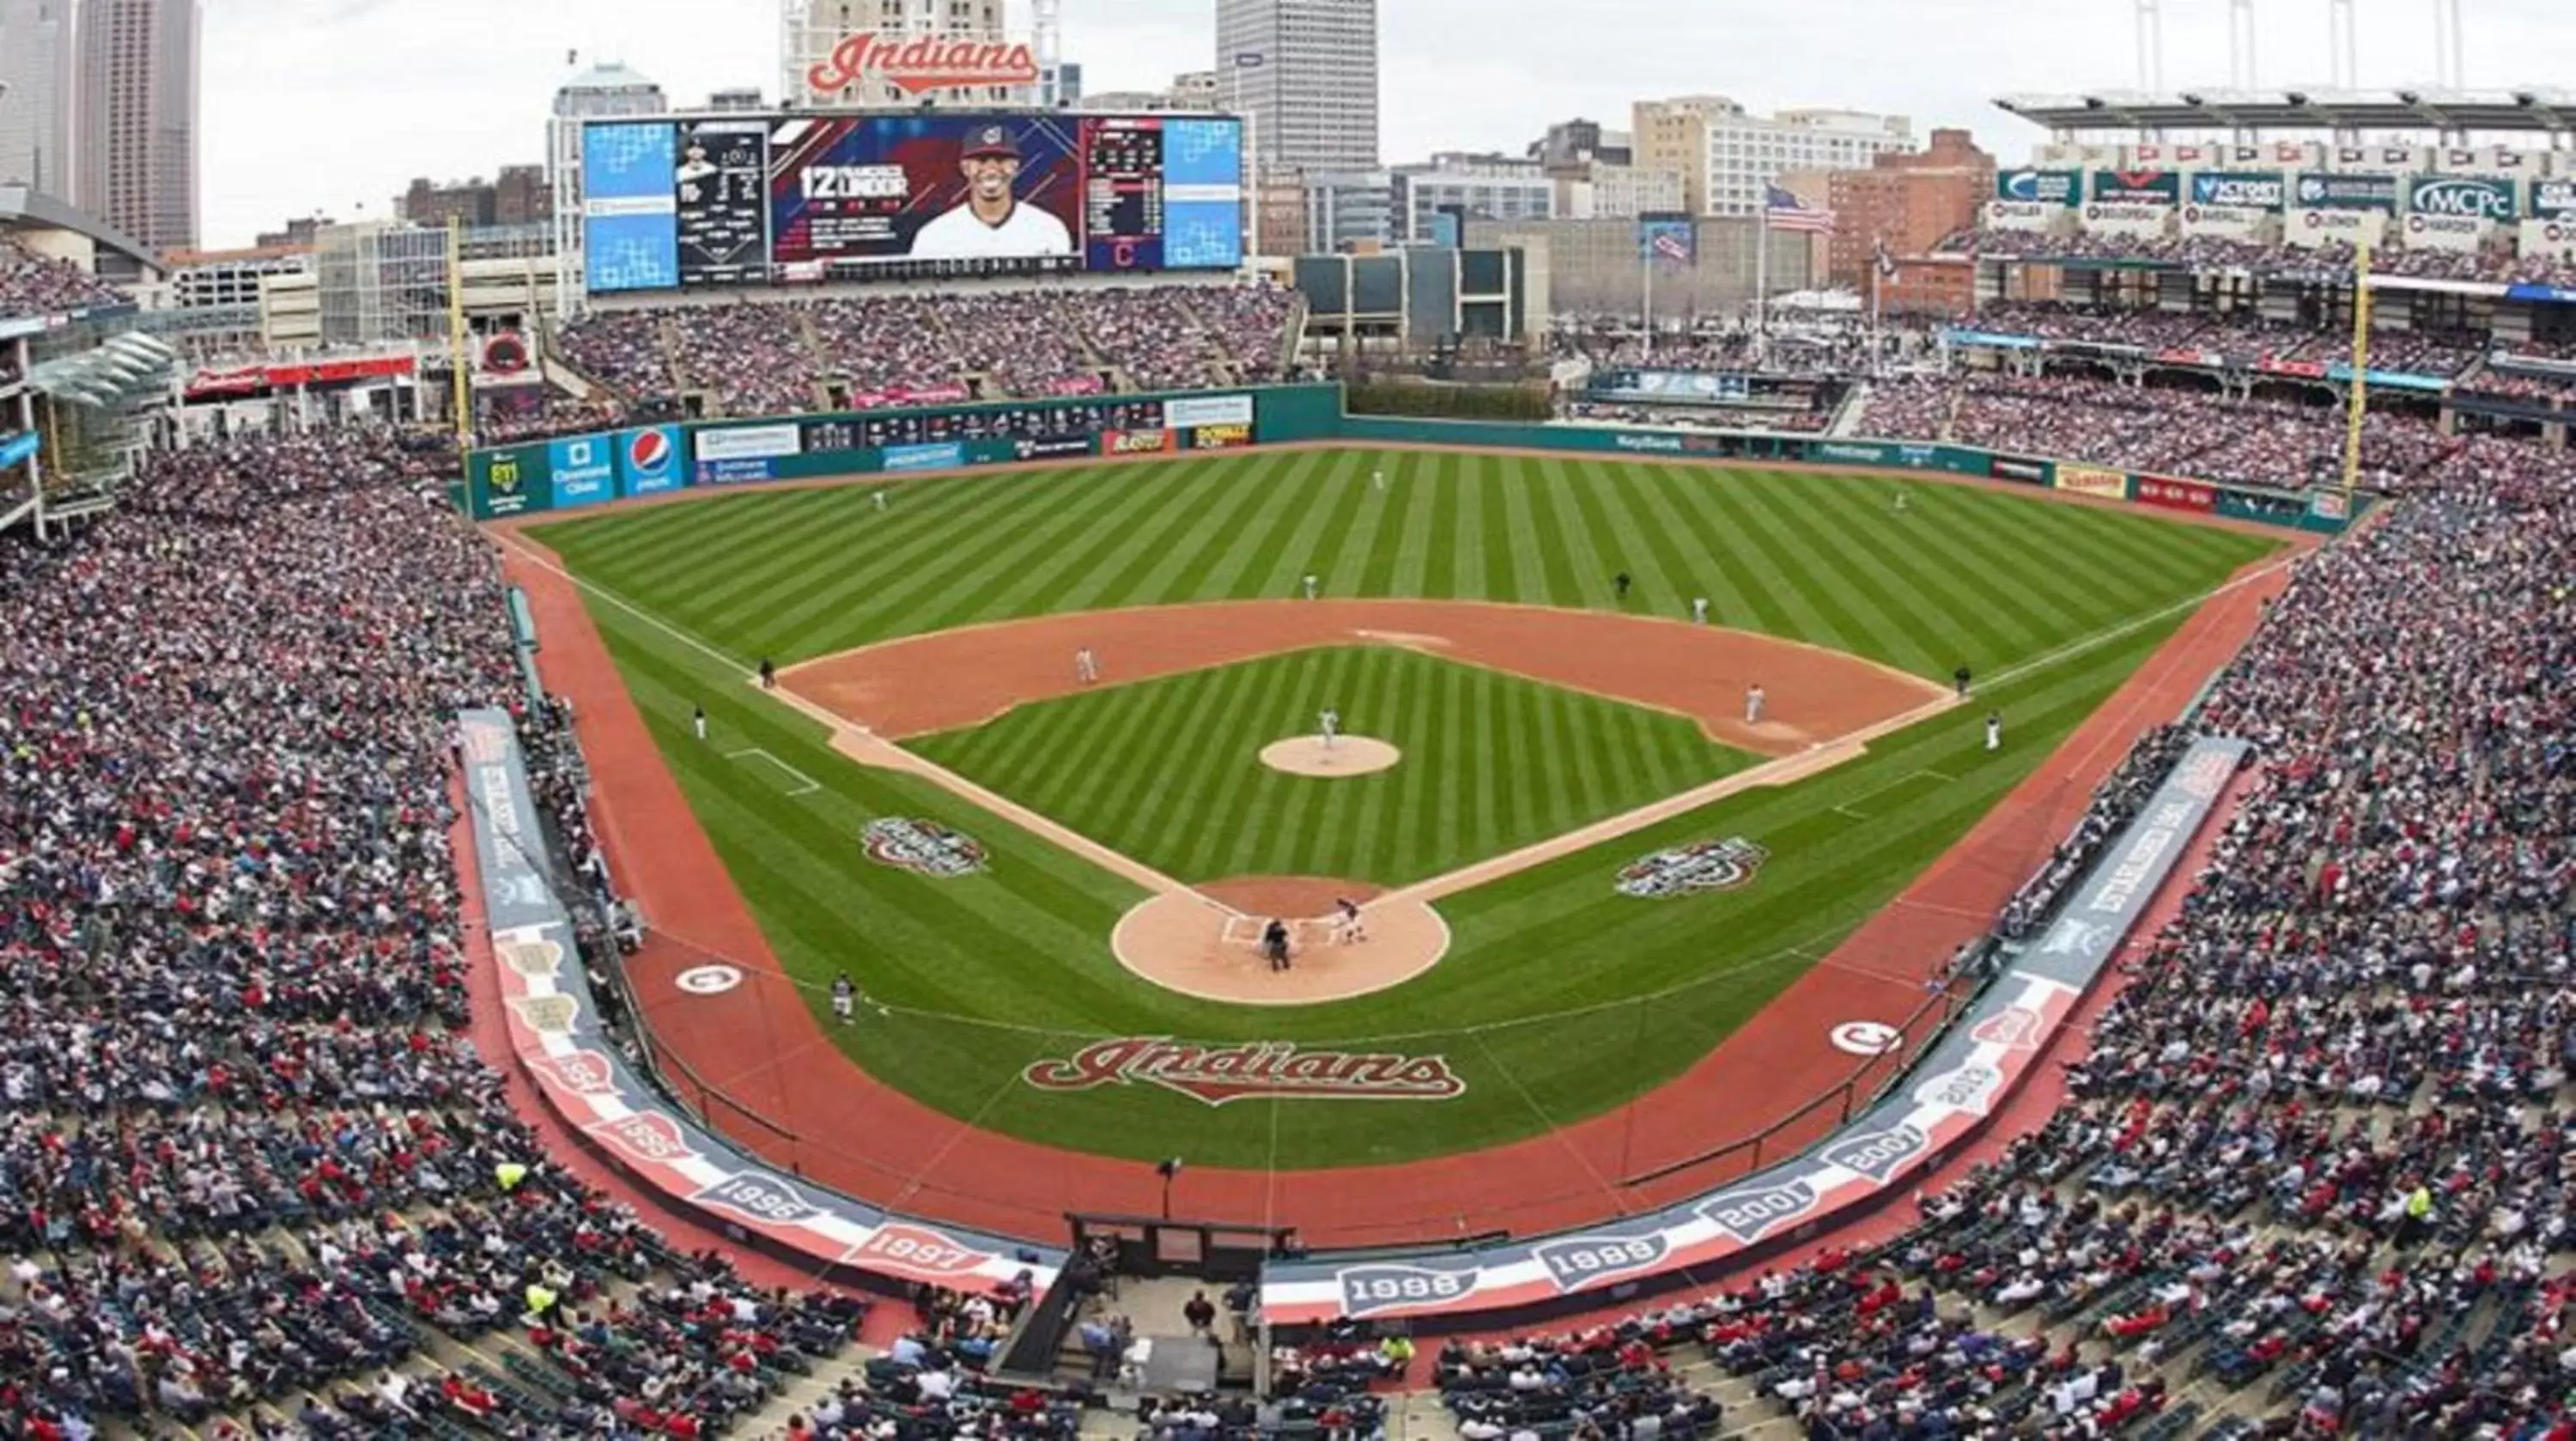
[617,425,688,497]
[548,435,617,510]
[884,441,965,471]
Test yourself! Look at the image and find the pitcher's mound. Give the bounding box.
[1112,888,1450,1006]
[1260,734,1401,777]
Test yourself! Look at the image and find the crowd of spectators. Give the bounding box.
[554,284,1299,420]
[0,430,898,1436]
[0,234,124,320]
[1959,303,2483,379]
[1860,372,2454,492]
[1408,391,2576,1439]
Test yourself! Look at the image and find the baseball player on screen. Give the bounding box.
[910,124,1074,260]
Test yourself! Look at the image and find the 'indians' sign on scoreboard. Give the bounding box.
[582,110,1245,294]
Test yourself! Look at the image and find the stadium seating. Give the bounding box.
[0,234,124,319]
[552,284,1300,420]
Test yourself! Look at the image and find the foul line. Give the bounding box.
[1834,767,1957,823]
[725,746,821,797]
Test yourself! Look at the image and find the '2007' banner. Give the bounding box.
[2055,464,2129,501]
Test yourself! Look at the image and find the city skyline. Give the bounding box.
[52,0,2576,247]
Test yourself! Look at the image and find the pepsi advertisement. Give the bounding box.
[616,425,688,497]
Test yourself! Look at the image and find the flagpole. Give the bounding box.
[1643,250,1654,356]
[1753,214,1771,365]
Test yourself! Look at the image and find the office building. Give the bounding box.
[1557,161,1686,221]
[1389,154,1554,244]
[1633,95,1911,217]
[1301,169,1393,252]
[72,0,201,252]
[1529,119,1631,174]
[1218,0,1380,174]
[0,0,77,194]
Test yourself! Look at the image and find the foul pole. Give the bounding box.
[2339,240,2373,500]
[447,216,475,463]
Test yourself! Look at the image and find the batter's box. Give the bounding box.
[1219,915,1348,949]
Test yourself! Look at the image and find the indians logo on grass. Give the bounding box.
[860,818,988,878]
[1023,1037,1466,1106]
[1615,837,1771,898]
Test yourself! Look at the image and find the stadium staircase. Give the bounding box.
[794,309,832,414]
[532,309,602,404]
[1828,384,1870,437]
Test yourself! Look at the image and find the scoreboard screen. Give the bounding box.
[580,110,1243,295]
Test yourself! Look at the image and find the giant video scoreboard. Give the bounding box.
[580,111,1246,294]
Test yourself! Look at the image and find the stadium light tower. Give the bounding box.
[2432,0,2466,88]
[2134,0,2166,93]
[2328,0,2358,88]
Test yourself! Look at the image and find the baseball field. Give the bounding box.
[514,446,2277,1189]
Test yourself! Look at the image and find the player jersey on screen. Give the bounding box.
[910,201,1074,260]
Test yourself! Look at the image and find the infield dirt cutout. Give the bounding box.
[769,599,1957,1006]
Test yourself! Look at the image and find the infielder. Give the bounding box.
[1692,597,1710,625]
[830,973,856,1025]
[692,706,708,742]
[1303,573,1320,600]
[1745,684,1765,725]
[1985,712,2003,751]
[1075,647,1101,685]
[1319,707,1341,749]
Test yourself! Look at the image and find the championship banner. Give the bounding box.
[457,708,1062,1295]
[2054,464,2128,501]
[1257,740,2250,1324]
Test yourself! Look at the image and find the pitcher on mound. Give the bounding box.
[1319,707,1341,750]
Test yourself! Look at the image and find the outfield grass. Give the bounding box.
[909,646,1755,887]
[535,450,2278,1172]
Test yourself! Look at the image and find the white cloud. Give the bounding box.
[202,0,2576,246]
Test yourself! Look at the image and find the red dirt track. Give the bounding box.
[497,525,2297,1249]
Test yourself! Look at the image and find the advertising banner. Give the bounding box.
[2081,203,2174,240]
[1996,168,2083,206]
[2528,179,2576,221]
[883,441,966,472]
[2402,211,2489,254]
[1255,740,2248,1324]
[547,435,617,511]
[473,444,550,520]
[2286,207,2385,249]
[2136,476,2217,512]
[2054,464,2129,500]
[2188,172,2286,210]
[616,425,688,498]
[2519,219,2576,262]
[458,707,1063,1297]
[2407,174,2519,222]
[1192,423,1254,450]
[581,122,683,294]
[0,430,38,470]
[2087,169,2180,204]
[1983,199,2059,232]
[1165,394,1256,429]
[1012,435,1096,461]
[1989,455,2050,485]
[695,423,804,483]
[1103,429,1176,456]
[2179,204,2275,241]
[2293,172,2400,211]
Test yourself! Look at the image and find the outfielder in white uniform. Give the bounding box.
[909,125,1075,261]
[1985,713,2003,751]
[1303,574,1320,600]
[1692,597,1710,625]
[1319,708,1341,749]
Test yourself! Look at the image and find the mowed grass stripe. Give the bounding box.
[1733,476,1923,666]
[1793,479,2043,666]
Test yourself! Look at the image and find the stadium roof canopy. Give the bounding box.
[0,185,163,275]
[1993,88,2576,138]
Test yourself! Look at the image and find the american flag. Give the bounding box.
[1764,184,1837,234]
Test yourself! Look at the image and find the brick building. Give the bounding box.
[1818,128,1993,312]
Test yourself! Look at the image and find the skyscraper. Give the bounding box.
[75,0,201,251]
[1217,0,1379,176]
[0,0,77,194]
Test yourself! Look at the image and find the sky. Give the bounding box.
[202,0,2576,247]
